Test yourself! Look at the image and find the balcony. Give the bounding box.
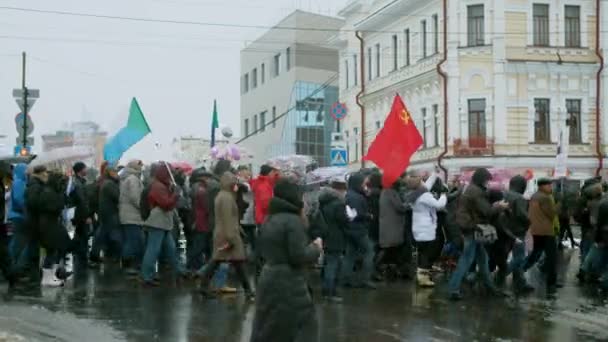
[453,137,495,156]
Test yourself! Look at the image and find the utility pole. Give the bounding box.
[21,51,28,150]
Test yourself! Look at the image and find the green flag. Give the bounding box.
[211,99,219,147]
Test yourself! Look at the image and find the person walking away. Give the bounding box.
[0,162,17,287]
[448,168,509,300]
[377,175,412,281]
[317,177,348,302]
[199,172,254,299]
[90,165,121,267]
[410,169,446,287]
[251,177,322,342]
[554,179,576,249]
[26,167,70,287]
[580,197,608,285]
[523,178,560,295]
[119,160,145,276]
[574,177,602,279]
[140,163,184,286]
[70,162,92,263]
[8,163,32,279]
[497,175,534,293]
[187,169,211,272]
[342,172,376,289]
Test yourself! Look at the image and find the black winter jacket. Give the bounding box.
[345,172,371,234]
[26,176,69,250]
[318,188,348,254]
[252,197,320,342]
[70,176,90,224]
[99,176,120,226]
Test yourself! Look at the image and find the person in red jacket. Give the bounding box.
[251,165,278,226]
[141,163,183,286]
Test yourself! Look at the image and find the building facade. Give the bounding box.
[338,0,606,179]
[42,121,107,168]
[171,136,229,168]
[239,11,344,172]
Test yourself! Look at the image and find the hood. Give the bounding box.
[348,172,366,193]
[12,163,27,181]
[220,171,237,191]
[154,163,172,186]
[368,173,383,190]
[268,197,301,215]
[125,160,142,176]
[318,187,343,205]
[471,168,492,189]
[509,175,527,194]
[213,159,232,177]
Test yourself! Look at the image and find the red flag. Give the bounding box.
[363,94,423,188]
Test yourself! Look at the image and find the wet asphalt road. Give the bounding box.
[1,249,608,342]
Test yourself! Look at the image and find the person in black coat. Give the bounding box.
[70,161,92,261]
[317,178,349,302]
[26,166,70,286]
[90,166,121,266]
[342,172,376,289]
[251,178,322,342]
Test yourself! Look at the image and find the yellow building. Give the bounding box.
[337,0,605,179]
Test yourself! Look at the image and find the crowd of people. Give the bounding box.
[1,157,608,341]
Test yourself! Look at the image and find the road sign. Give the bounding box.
[15,113,34,136]
[15,137,34,146]
[330,102,348,121]
[15,98,37,113]
[13,88,40,99]
[330,148,348,166]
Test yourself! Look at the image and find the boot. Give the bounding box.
[41,266,64,287]
[416,268,435,288]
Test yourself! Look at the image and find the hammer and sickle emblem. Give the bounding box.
[400,109,411,125]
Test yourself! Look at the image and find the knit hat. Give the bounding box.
[73,161,87,174]
[273,178,303,209]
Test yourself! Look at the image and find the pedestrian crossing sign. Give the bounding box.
[330,148,348,166]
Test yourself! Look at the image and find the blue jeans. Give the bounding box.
[580,235,593,266]
[342,232,374,285]
[91,219,122,259]
[122,225,144,262]
[448,236,494,294]
[581,244,608,276]
[507,240,528,287]
[141,227,184,282]
[9,219,32,273]
[322,252,342,296]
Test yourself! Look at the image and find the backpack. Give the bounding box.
[140,184,152,220]
[308,206,329,241]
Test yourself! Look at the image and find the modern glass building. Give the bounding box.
[270,82,339,166]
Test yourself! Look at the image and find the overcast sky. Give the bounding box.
[0,0,348,161]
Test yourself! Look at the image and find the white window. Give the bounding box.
[392,35,398,71]
[244,119,249,136]
[260,111,266,132]
[243,73,249,93]
[421,20,427,58]
[286,47,291,70]
[272,106,276,128]
[565,5,581,48]
[273,54,280,77]
[252,68,258,89]
[533,4,550,47]
[253,114,258,133]
[367,47,372,80]
[344,60,349,88]
[467,5,485,47]
[261,63,265,84]
[404,29,410,66]
[375,44,381,77]
[432,14,439,54]
[353,54,358,86]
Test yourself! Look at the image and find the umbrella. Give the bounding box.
[29,146,94,168]
[305,166,349,185]
[0,154,36,165]
[171,161,194,175]
[266,155,315,182]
